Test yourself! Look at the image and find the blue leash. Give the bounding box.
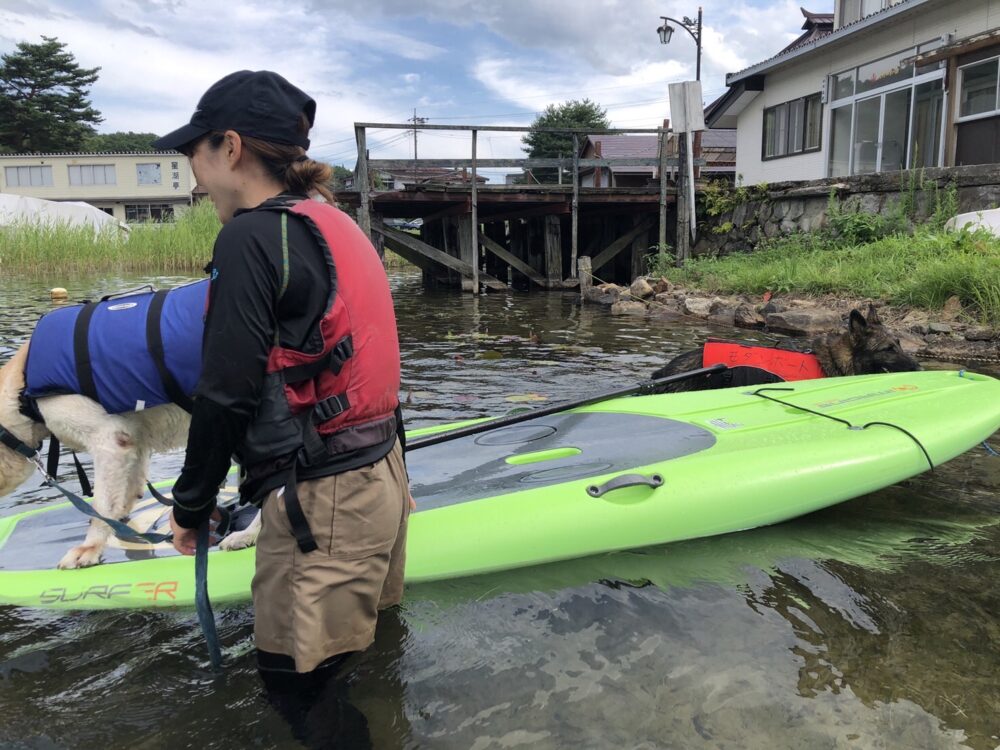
[4,429,227,668]
[195,521,223,668]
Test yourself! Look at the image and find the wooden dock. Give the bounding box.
[338,123,690,291]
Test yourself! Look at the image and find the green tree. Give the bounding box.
[0,36,102,153]
[521,99,610,183]
[330,164,352,189]
[84,131,159,152]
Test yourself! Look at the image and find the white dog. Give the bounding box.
[0,342,260,569]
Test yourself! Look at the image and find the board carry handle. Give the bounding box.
[587,473,664,498]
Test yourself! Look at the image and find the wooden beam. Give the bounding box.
[355,125,371,240]
[471,129,479,294]
[357,122,661,134]
[479,231,548,288]
[375,224,506,290]
[658,126,668,252]
[571,133,579,278]
[591,217,656,272]
[374,223,468,275]
[544,215,561,285]
[480,203,571,223]
[368,158,667,170]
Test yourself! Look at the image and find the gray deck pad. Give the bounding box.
[409,411,715,511]
[0,412,715,571]
[0,483,249,571]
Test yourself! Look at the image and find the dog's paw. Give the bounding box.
[219,528,258,551]
[58,544,103,569]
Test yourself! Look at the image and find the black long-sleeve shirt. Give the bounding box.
[171,194,403,528]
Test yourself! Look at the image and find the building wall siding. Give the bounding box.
[735,0,995,185]
[0,153,195,221]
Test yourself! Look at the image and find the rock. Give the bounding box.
[901,309,931,329]
[965,327,998,342]
[927,322,953,334]
[708,307,736,327]
[583,286,619,305]
[611,300,646,316]
[941,295,963,321]
[766,309,843,336]
[629,277,655,300]
[896,330,925,354]
[653,292,680,309]
[734,303,765,329]
[683,297,715,317]
[652,277,672,294]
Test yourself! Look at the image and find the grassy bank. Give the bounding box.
[650,226,1000,325]
[0,200,414,273]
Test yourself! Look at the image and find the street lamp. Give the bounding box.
[657,7,703,81]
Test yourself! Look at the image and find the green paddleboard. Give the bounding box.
[1,369,998,609]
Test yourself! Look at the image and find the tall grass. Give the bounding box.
[1,200,415,274]
[655,227,1000,324]
[0,200,221,274]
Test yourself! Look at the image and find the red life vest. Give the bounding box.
[702,339,824,385]
[237,198,401,489]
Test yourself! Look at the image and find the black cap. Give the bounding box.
[153,70,316,152]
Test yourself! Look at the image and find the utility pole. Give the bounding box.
[408,108,428,186]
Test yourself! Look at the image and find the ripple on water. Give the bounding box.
[1,271,999,748]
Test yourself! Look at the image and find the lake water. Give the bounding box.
[1,270,999,749]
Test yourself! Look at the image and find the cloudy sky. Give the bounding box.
[1,0,815,172]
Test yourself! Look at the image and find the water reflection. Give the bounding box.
[0,270,998,748]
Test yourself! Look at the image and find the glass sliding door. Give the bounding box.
[910,79,943,168]
[829,106,853,177]
[881,88,911,171]
[853,96,881,174]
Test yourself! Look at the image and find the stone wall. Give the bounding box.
[694,164,1000,256]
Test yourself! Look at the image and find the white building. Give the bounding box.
[0,152,196,222]
[707,0,1000,185]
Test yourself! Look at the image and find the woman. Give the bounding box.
[155,71,409,696]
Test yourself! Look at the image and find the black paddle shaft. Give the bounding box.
[406,363,728,451]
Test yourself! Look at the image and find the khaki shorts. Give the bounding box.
[252,439,409,673]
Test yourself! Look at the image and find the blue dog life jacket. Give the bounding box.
[24,280,207,415]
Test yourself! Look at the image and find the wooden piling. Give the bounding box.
[355,125,371,241]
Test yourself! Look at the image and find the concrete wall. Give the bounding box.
[694,164,1000,256]
[735,0,997,184]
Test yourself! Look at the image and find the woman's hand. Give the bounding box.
[169,507,223,555]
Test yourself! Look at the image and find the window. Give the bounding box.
[68,164,117,186]
[136,163,162,185]
[828,42,946,176]
[125,203,174,222]
[4,165,54,187]
[856,50,914,95]
[762,94,822,159]
[959,58,1000,118]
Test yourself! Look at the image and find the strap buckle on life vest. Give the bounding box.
[313,393,350,423]
[281,335,355,384]
[328,335,354,375]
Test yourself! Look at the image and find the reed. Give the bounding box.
[0,200,415,274]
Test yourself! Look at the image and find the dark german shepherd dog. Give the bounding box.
[650,305,921,393]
